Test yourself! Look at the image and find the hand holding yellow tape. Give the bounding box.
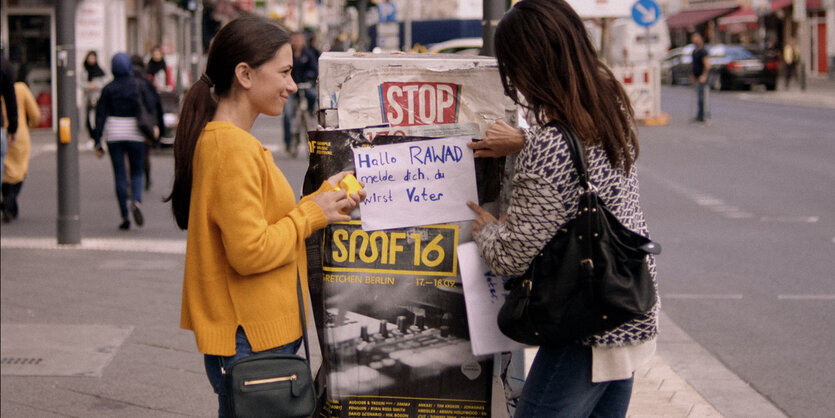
[334,173,363,198]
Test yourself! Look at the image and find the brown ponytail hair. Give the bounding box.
[165,16,290,229]
[494,0,639,173]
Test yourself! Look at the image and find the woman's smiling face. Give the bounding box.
[250,43,297,117]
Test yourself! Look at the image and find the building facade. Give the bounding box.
[1,0,196,130]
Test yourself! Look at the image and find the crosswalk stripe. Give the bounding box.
[1,237,186,254]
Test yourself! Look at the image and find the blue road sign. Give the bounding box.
[632,0,661,27]
[378,2,397,23]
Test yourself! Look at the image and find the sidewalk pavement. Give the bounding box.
[0,235,784,418]
[6,80,832,417]
[734,74,835,110]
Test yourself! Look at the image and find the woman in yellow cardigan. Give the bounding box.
[2,79,41,222]
[165,16,363,417]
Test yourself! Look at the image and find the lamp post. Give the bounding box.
[794,0,807,90]
[56,0,81,245]
[481,0,505,56]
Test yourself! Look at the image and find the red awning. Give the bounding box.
[666,7,738,29]
[806,0,822,10]
[769,0,823,12]
[770,0,793,11]
[718,8,757,25]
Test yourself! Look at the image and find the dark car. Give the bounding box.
[707,44,778,91]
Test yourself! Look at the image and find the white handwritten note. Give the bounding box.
[353,136,477,231]
[457,242,529,356]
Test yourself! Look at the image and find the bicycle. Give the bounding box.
[287,82,316,158]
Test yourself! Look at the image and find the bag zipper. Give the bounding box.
[244,374,298,386]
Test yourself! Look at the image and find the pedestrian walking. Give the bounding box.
[83,50,107,140]
[93,52,156,230]
[164,16,364,417]
[1,54,19,213]
[147,46,170,92]
[130,54,164,191]
[2,77,41,222]
[783,38,800,89]
[691,32,711,123]
[466,1,658,416]
[282,31,318,157]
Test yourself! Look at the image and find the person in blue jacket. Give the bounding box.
[93,52,159,230]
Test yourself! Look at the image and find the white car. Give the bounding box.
[427,37,483,55]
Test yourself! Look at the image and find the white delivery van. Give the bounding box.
[605,17,671,66]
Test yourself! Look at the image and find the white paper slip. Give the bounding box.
[353,136,478,231]
[457,241,529,356]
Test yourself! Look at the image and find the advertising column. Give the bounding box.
[304,52,510,418]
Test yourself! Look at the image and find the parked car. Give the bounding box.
[661,44,695,85]
[427,37,482,55]
[661,44,778,91]
[707,44,778,91]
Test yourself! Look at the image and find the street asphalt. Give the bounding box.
[2,75,833,417]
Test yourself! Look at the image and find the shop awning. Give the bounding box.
[718,8,757,25]
[770,0,793,11]
[806,0,822,10]
[768,0,822,12]
[665,7,738,29]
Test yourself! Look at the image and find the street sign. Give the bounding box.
[632,0,661,27]
[378,2,397,23]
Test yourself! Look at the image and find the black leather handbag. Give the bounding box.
[497,120,661,347]
[134,79,157,141]
[224,275,316,418]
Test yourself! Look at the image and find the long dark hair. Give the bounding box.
[494,0,639,172]
[165,16,290,230]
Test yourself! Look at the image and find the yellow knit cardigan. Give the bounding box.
[180,121,329,356]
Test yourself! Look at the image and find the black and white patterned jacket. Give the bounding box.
[473,123,659,348]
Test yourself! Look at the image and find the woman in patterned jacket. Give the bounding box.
[467,0,658,416]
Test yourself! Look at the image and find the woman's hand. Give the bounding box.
[313,190,359,224]
[467,120,525,158]
[315,171,367,224]
[467,201,498,234]
[326,171,353,187]
[326,170,367,203]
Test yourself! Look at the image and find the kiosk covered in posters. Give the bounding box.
[303,52,513,417]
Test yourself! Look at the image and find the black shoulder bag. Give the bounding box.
[497,121,661,347]
[223,274,317,418]
[134,78,157,141]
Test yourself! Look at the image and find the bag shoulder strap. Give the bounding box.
[546,120,589,190]
[295,272,312,365]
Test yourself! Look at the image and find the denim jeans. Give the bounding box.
[106,140,145,218]
[204,327,302,418]
[695,81,709,121]
[514,344,633,418]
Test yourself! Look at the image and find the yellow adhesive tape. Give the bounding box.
[336,174,363,197]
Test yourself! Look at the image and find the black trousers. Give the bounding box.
[2,181,24,218]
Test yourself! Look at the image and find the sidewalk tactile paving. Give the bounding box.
[629,354,724,417]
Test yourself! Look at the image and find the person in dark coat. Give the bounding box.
[93,52,158,230]
[83,50,107,139]
[147,46,170,92]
